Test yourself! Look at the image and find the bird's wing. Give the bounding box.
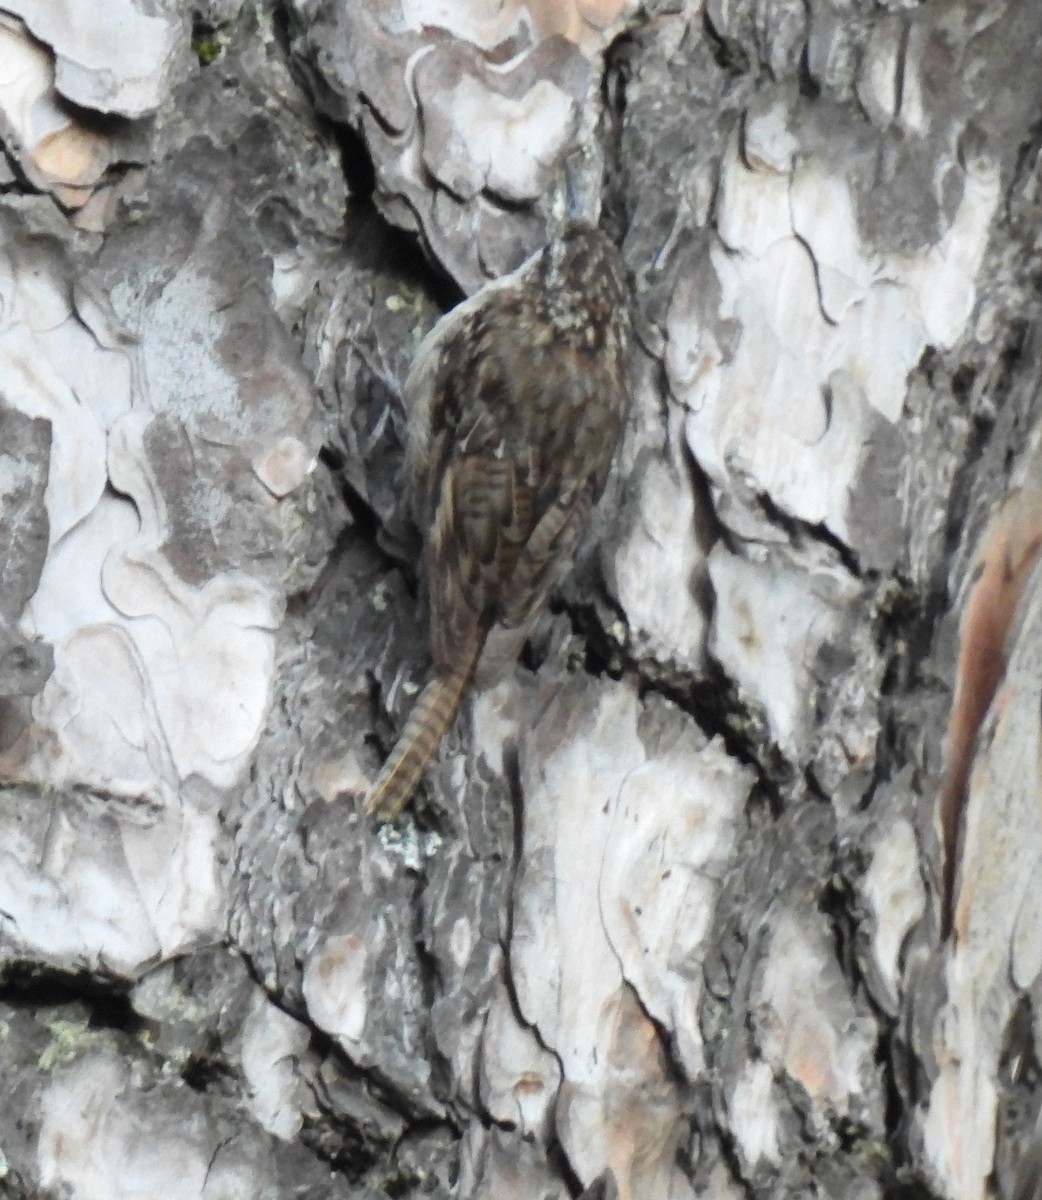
[426,445,536,672]
[498,479,593,632]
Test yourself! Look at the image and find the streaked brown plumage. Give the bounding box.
[365,220,633,820]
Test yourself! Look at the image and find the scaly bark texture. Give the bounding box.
[2,3,1042,1200]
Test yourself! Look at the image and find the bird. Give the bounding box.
[365,219,634,821]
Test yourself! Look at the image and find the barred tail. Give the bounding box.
[365,655,476,821]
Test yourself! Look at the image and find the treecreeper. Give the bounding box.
[365,220,634,820]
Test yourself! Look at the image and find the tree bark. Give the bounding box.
[1,2,1042,1199]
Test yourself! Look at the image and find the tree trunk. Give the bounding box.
[1,2,1041,1199]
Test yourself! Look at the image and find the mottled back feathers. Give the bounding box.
[366,221,633,819]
